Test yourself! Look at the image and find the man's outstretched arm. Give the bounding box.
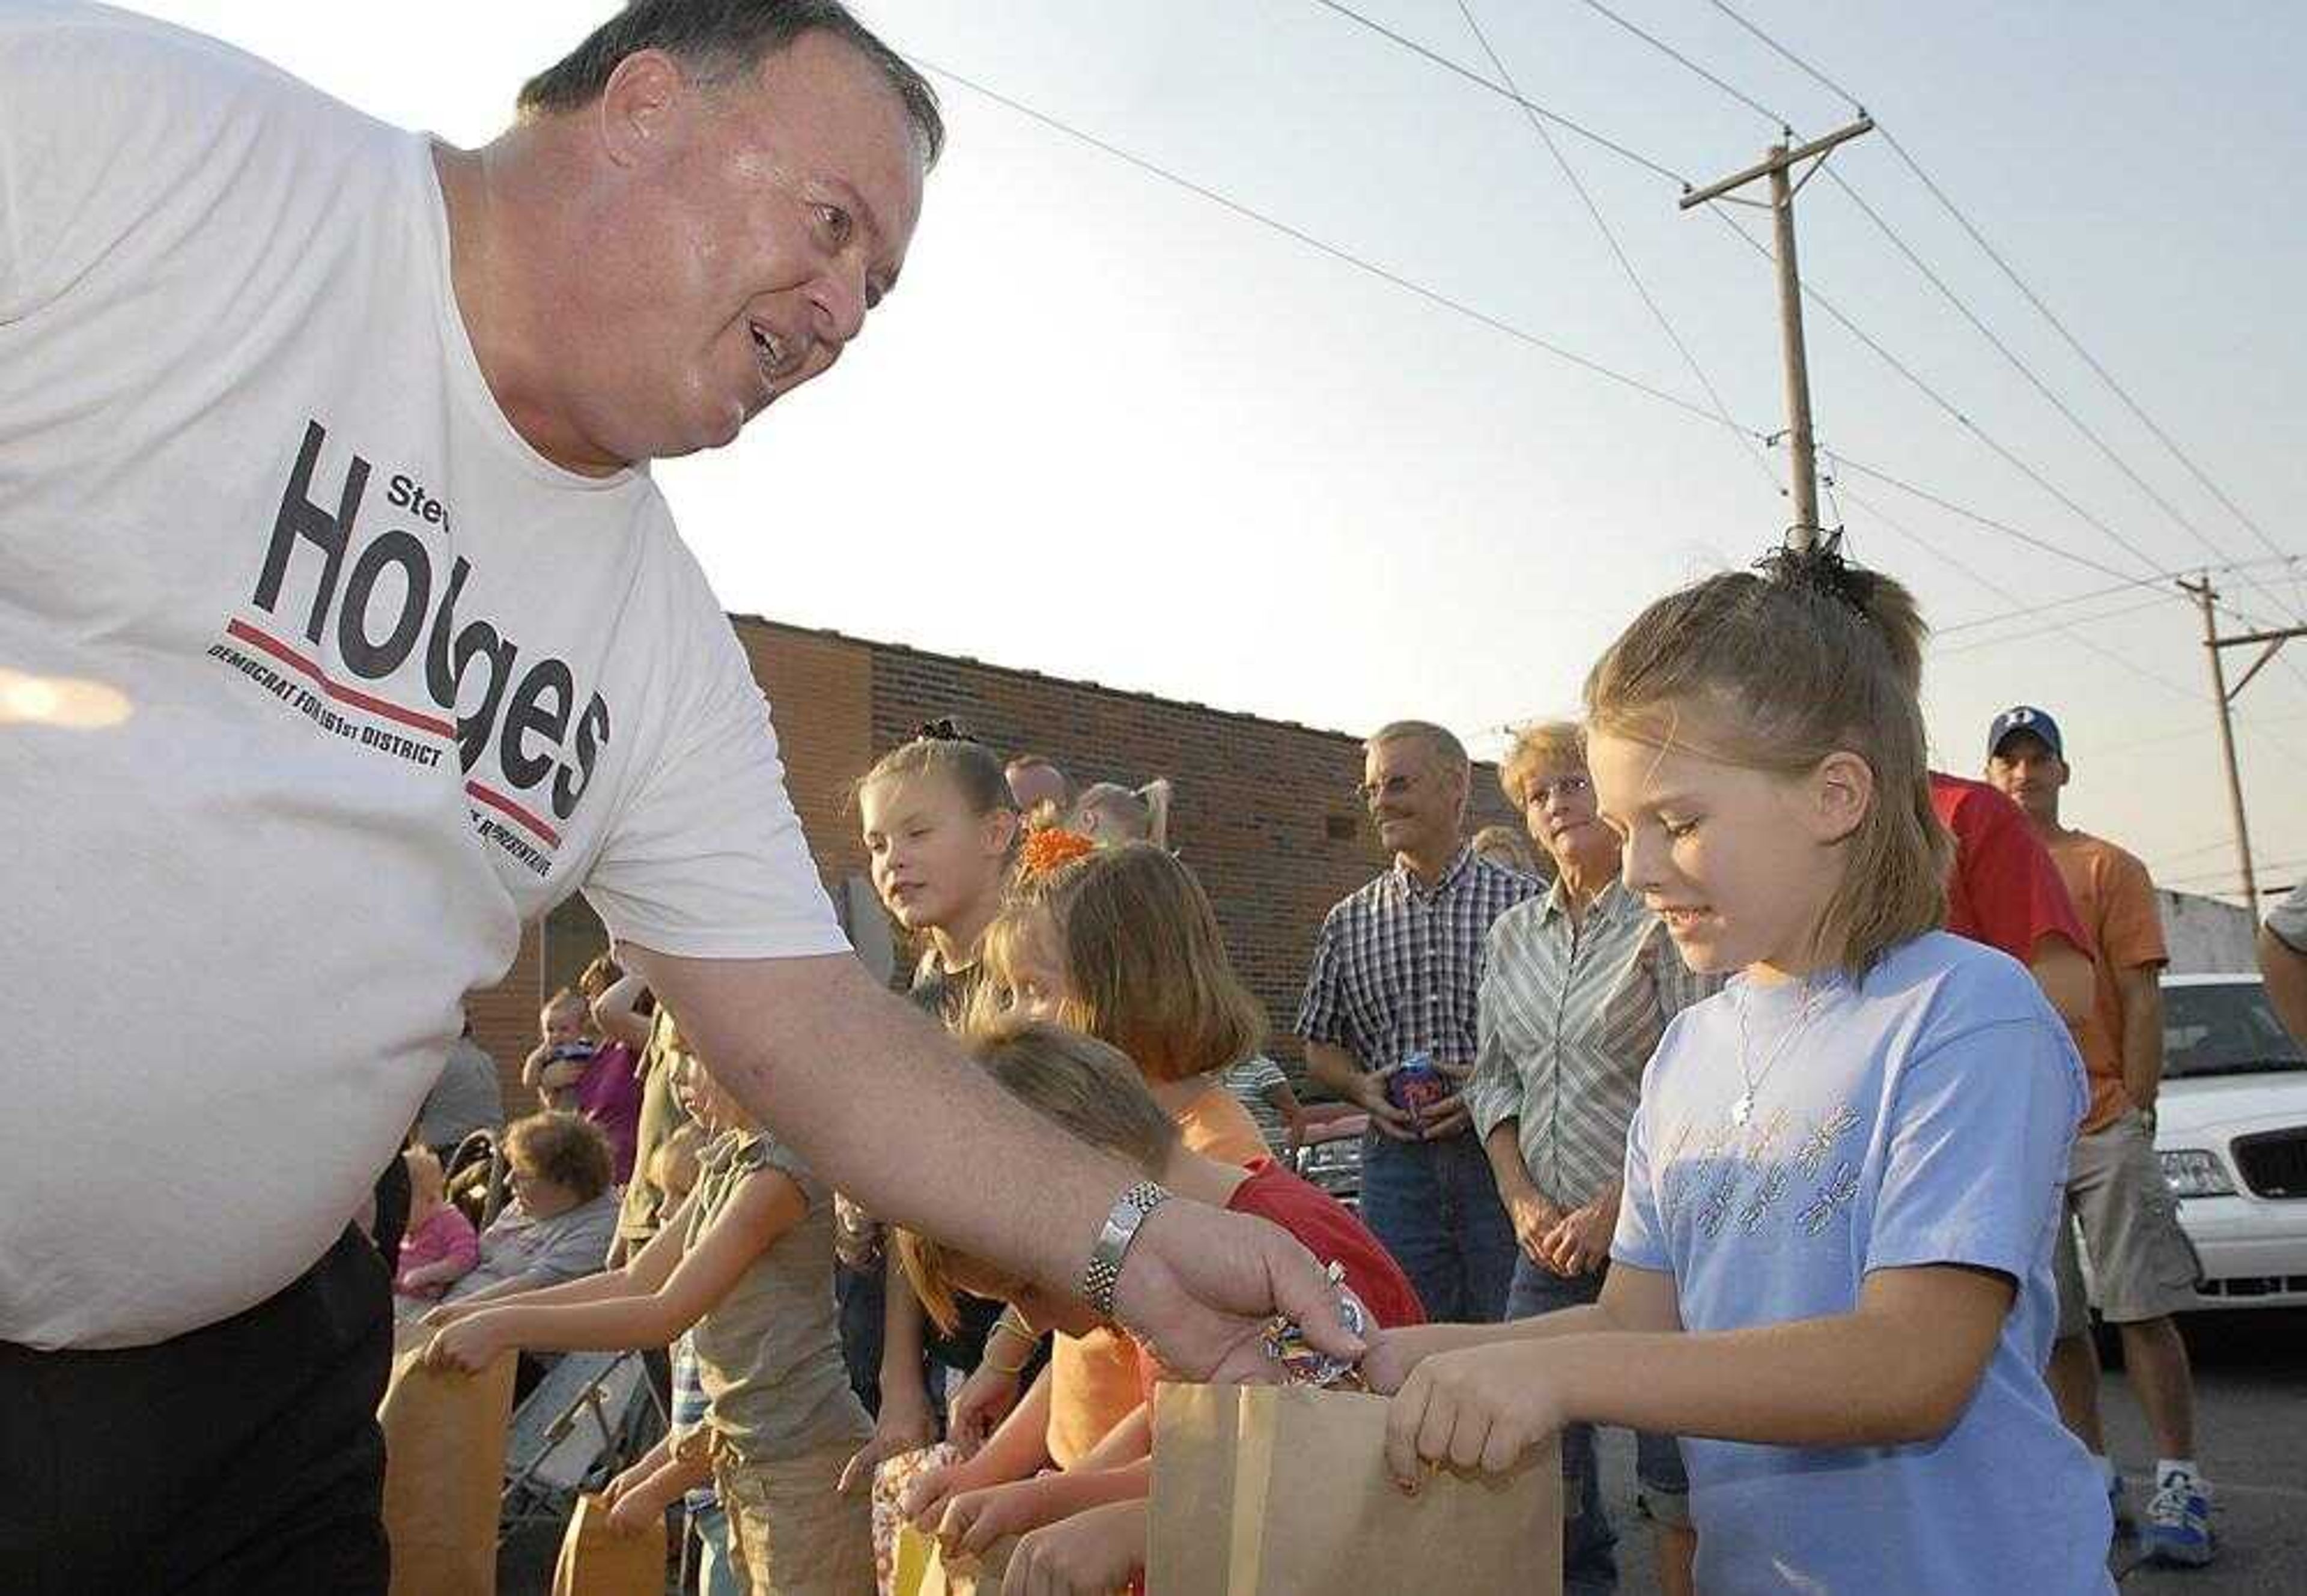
[628,949,1361,1379]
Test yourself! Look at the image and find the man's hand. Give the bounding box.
[1002,1499,1146,1596]
[1384,1340,1569,1487]
[947,1362,1025,1458]
[1111,1202,1363,1383]
[839,1384,938,1495]
[422,1312,508,1376]
[1414,1091,1471,1141]
[1413,1059,1476,1141]
[1349,1065,1418,1141]
[1503,1189,1561,1265]
[934,1476,1072,1558]
[1537,1188,1618,1278]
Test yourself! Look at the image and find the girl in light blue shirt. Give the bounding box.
[1372,541,2112,1596]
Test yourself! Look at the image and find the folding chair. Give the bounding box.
[499,1348,669,1540]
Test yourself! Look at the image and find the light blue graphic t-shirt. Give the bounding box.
[1613,932,2114,1595]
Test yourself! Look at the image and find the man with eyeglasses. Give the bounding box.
[1295,721,1539,1322]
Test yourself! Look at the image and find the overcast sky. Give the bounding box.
[129,0,2307,903]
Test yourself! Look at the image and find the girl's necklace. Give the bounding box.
[1731,979,1820,1127]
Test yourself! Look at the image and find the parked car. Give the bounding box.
[2148,972,2307,1309]
[1293,1110,1368,1209]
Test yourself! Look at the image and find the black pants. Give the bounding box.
[0,1227,393,1595]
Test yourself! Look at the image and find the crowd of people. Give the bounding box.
[348,543,2245,1596]
[9,4,2297,1595]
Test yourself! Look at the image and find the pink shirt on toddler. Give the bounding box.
[394,1204,481,1297]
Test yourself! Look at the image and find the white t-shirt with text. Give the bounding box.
[1,4,846,1348]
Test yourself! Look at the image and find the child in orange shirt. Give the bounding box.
[904,839,1274,1525]
[893,1019,1421,1595]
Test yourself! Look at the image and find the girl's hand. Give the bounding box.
[934,1475,1069,1558]
[422,1314,506,1376]
[604,1478,672,1537]
[839,1383,937,1494]
[1001,1500,1146,1596]
[947,1362,1024,1458]
[1355,1321,1474,1397]
[600,1456,653,1509]
[902,1455,988,1531]
[1384,1341,1567,1487]
[837,1394,938,1496]
[419,1299,475,1329]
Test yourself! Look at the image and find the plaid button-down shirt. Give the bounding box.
[1295,846,1542,1073]
[1467,877,1723,1208]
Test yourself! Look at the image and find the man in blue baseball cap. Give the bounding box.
[1987,706,2215,1568]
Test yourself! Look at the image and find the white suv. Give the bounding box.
[2151,972,2307,1309]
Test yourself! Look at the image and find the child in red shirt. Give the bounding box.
[893,1018,1420,1595]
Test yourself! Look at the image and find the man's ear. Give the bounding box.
[597,49,688,170]
[1811,750,1875,846]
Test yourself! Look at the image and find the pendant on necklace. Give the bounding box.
[1730,1091,1755,1127]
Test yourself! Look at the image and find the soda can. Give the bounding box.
[1386,1051,1449,1130]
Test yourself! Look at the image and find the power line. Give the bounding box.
[1307,1,1694,186]
[1826,454,2144,587]
[1701,0,2296,577]
[1453,1,1781,499]
[1569,0,1787,128]
[916,58,1755,437]
[1934,593,2174,658]
[1701,0,1866,112]
[1709,206,2173,583]
[1832,479,2205,704]
[1936,555,2302,637]
[1821,168,2307,633]
[923,52,2240,616]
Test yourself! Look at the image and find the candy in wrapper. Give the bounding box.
[1260,1260,1372,1390]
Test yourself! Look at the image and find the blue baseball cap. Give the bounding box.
[1987,705,2064,761]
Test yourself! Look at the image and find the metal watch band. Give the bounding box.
[1079,1180,1171,1320]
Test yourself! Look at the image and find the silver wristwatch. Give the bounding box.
[1079,1180,1171,1319]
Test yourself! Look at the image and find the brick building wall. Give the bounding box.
[466,616,1525,1094]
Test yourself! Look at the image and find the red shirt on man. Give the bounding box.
[1931,772,2092,965]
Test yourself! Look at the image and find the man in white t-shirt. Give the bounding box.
[0,5,1348,1589]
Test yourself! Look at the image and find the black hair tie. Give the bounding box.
[1755,531,1874,619]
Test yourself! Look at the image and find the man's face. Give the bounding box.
[1986,732,2068,824]
[1362,736,1462,861]
[571,32,926,463]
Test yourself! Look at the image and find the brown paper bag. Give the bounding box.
[378,1322,518,1596]
[1147,1382,1559,1595]
[550,1491,667,1596]
[891,1523,1017,1596]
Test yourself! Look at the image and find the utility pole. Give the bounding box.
[2179,575,2307,918]
[1682,118,1873,551]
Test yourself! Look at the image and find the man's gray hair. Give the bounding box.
[1366,720,1470,777]
[520,1,944,166]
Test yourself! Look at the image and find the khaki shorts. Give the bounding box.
[714,1434,876,1596]
[2054,1111,2202,1337]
